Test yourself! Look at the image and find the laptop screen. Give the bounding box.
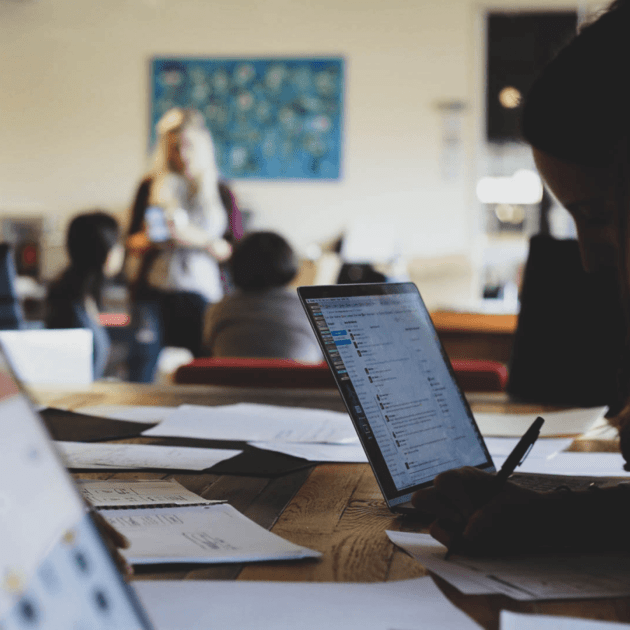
[0,349,153,629]
[299,283,494,507]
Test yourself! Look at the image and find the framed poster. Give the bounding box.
[151,57,344,180]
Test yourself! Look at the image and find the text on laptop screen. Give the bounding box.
[305,290,488,493]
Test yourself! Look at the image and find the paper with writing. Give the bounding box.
[56,441,241,471]
[76,479,222,507]
[101,504,321,564]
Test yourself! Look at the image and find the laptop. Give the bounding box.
[0,347,154,629]
[298,282,498,513]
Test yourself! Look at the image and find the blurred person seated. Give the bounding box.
[46,211,124,379]
[202,231,321,361]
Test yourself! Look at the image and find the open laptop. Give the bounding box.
[0,347,154,629]
[298,282,499,513]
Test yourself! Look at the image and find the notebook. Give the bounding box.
[298,282,496,513]
[0,347,154,629]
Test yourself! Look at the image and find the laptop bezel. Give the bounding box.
[297,282,495,512]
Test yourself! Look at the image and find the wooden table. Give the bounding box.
[32,383,630,630]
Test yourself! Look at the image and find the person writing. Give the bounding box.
[412,0,630,555]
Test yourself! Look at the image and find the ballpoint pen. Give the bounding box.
[443,415,545,560]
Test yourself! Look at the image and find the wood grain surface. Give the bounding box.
[31,384,629,630]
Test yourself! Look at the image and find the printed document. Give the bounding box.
[76,479,222,508]
[101,504,321,565]
[143,403,358,444]
[387,530,630,601]
[56,441,241,471]
[134,576,481,630]
[77,405,177,424]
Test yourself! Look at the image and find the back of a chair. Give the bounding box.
[507,235,626,407]
[174,357,507,392]
[174,358,335,388]
[0,244,24,330]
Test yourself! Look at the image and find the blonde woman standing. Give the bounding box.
[126,108,232,381]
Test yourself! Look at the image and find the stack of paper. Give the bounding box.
[387,530,630,601]
[501,611,630,630]
[77,479,223,507]
[102,504,321,565]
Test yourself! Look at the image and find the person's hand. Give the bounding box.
[411,467,554,556]
[207,238,232,262]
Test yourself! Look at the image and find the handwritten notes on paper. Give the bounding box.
[56,442,241,471]
[101,504,321,565]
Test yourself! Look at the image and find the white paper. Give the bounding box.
[143,403,358,444]
[493,452,630,478]
[76,479,222,507]
[76,405,177,424]
[56,441,241,471]
[474,407,607,438]
[250,441,368,462]
[102,504,321,565]
[485,437,573,461]
[387,530,630,601]
[134,576,481,630]
[501,611,630,630]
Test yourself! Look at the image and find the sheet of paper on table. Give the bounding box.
[101,504,321,565]
[484,437,573,461]
[387,530,630,601]
[493,452,630,478]
[501,611,630,630]
[134,576,481,630]
[249,441,368,462]
[56,441,241,471]
[249,435,573,465]
[143,403,358,444]
[76,405,177,424]
[76,479,222,508]
[474,407,607,437]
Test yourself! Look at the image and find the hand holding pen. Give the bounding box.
[410,417,547,558]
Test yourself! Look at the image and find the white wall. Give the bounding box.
[0,0,601,282]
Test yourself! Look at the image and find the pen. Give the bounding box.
[443,415,545,560]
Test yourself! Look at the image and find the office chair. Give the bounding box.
[174,357,508,392]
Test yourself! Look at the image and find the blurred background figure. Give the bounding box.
[46,211,123,379]
[125,108,235,382]
[203,231,321,361]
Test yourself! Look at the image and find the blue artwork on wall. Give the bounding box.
[151,57,344,180]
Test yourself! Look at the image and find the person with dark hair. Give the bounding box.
[412,0,630,556]
[202,231,321,361]
[46,211,124,379]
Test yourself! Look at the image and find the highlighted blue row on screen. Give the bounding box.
[331,330,347,337]
[335,340,352,346]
